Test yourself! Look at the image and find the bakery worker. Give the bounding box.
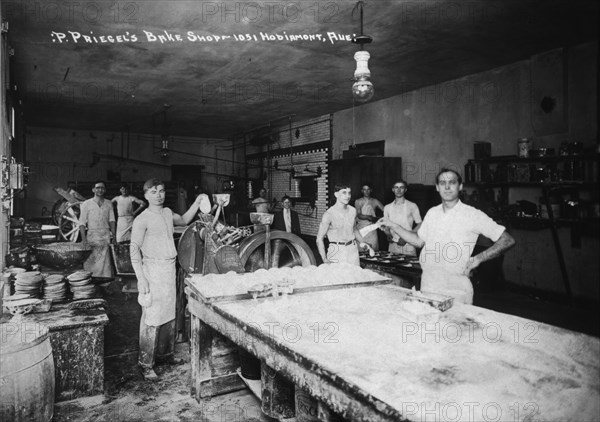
[272,195,301,235]
[252,187,273,213]
[317,184,372,266]
[79,180,116,277]
[379,169,515,304]
[130,178,205,380]
[111,185,146,243]
[354,182,384,251]
[382,180,422,256]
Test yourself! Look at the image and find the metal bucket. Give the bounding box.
[238,348,261,380]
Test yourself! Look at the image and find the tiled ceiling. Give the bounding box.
[3,0,598,138]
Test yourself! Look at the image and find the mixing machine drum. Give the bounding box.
[177,225,316,275]
[237,230,316,272]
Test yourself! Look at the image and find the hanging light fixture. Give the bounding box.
[160,137,170,159]
[352,1,374,103]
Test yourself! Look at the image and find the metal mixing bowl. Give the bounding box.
[33,242,93,269]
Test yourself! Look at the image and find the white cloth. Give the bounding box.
[384,199,422,256]
[284,209,292,233]
[113,195,143,242]
[83,229,113,277]
[131,208,178,326]
[141,257,176,326]
[417,200,505,304]
[327,242,360,266]
[80,198,115,277]
[116,215,134,243]
[354,197,383,250]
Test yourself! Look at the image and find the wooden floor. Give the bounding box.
[52,281,270,422]
[52,277,598,421]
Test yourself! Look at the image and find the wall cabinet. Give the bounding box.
[464,154,599,299]
[464,154,599,225]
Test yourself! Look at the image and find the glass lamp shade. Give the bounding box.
[352,50,374,102]
[353,77,374,102]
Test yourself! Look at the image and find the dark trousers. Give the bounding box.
[138,310,176,369]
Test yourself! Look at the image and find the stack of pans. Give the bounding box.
[67,270,97,300]
[43,274,68,302]
[13,271,43,298]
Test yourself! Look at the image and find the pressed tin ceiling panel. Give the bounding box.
[3,0,598,138]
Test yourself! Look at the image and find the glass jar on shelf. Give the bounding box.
[517,137,532,158]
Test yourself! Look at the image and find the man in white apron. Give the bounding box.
[79,181,116,278]
[378,169,515,304]
[111,185,146,243]
[317,184,371,266]
[130,178,205,380]
[354,183,384,251]
[383,180,422,256]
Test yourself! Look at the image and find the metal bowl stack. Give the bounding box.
[43,274,68,302]
[13,271,43,298]
[67,271,96,300]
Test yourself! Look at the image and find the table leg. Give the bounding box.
[189,315,245,400]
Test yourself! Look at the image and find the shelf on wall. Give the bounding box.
[468,154,600,163]
[464,181,599,188]
[507,216,600,232]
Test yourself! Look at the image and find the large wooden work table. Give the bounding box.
[359,252,422,289]
[185,269,599,422]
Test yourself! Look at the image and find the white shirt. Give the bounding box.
[284,209,292,233]
[417,200,505,303]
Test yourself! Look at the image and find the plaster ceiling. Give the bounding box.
[3,0,598,139]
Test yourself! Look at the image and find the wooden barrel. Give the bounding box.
[0,321,55,422]
[261,361,295,419]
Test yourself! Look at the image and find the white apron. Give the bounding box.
[356,202,379,250]
[116,216,134,243]
[142,257,176,326]
[327,243,360,266]
[420,269,473,305]
[387,202,417,256]
[84,229,113,277]
[389,241,417,256]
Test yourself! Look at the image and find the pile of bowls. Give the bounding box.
[13,271,43,299]
[43,274,68,302]
[67,271,97,300]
